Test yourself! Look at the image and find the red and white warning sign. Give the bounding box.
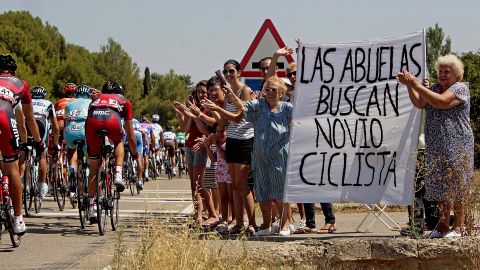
[240,19,294,78]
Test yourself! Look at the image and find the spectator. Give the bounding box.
[397,54,474,238]
[229,76,292,236]
[203,59,257,234]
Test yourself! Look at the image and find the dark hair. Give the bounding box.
[259,57,273,64]
[102,80,122,94]
[207,76,221,88]
[0,54,17,74]
[193,80,208,106]
[223,59,241,71]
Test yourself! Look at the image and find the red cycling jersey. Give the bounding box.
[0,74,32,106]
[0,74,32,161]
[89,94,133,120]
[86,94,133,159]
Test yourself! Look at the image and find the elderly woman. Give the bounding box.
[228,76,293,236]
[397,54,474,238]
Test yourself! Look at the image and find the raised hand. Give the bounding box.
[203,98,219,111]
[275,47,294,57]
[186,100,202,117]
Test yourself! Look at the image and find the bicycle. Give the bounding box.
[124,151,139,196]
[176,148,185,177]
[164,149,174,180]
[0,174,21,247]
[73,140,89,229]
[49,147,66,211]
[22,138,42,215]
[95,131,120,235]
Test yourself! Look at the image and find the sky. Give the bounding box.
[2,0,479,83]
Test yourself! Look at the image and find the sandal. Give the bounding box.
[318,223,337,234]
[294,227,317,234]
[228,225,243,235]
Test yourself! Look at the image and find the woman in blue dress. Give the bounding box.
[229,76,293,236]
[397,54,474,238]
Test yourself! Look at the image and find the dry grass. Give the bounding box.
[111,218,317,270]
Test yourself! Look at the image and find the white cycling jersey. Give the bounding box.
[163,131,176,141]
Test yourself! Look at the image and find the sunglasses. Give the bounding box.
[287,71,296,78]
[222,68,236,75]
[264,88,278,93]
[259,66,269,72]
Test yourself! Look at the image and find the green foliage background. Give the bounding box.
[0,11,478,166]
[0,11,190,126]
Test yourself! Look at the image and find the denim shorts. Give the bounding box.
[185,147,207,168]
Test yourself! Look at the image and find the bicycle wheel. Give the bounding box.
[23,162,32,217]
[27,164,36,214]
[110,189,120,231]
[55,166,66,211]
[32,165,42,214]
[5,200,21,247]
[76,168,87,229]
[96,171,107,236]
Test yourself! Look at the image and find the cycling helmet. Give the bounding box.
[63,83,77,96]
[75,84,92,98]
[102,80,122,94]
[31,86,47,99]
[140,116,148,123]
[152,114,160,123]
[0,54,17,74]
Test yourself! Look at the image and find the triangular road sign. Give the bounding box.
[240,19,294,78]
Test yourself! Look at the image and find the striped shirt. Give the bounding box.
[226,101,254,139]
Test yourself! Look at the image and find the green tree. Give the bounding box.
[143,67,151,97]
[461,51,480,167]
[426,23,451,80]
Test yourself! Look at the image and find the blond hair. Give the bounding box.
[264,76,287,96]
[287,62,297,72]
[435,54,464,81]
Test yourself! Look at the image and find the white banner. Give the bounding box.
[284,31,425,205]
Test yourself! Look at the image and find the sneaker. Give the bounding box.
[136,180,144,191]
[271,224,280,234]
[288,224,296,233]
[40,182,49,199]
[279,229,291,236]
[89,204,98,224]
[444,230,462,238]
[429,230,445,239]
[256,227,273,236]
[298,219,306,228]
[113,173,125,192]
[13,219,26,235]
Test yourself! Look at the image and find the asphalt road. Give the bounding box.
[1,173,409,269]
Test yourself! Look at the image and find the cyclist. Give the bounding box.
[31,86,60,199]
[175,127,186,173]
[52,83,76,181]
[85,80,138,221]
[163,126,177,176]
[139,116,154,182]
[64,84,92,202]
[0,54,43,234]
[132,118,145,190]
[150,114,163,168]
[55,83,76,134]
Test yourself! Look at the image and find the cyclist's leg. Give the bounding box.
[0,104,25,233]
[85,115,103,218]
[36,119,49,197]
